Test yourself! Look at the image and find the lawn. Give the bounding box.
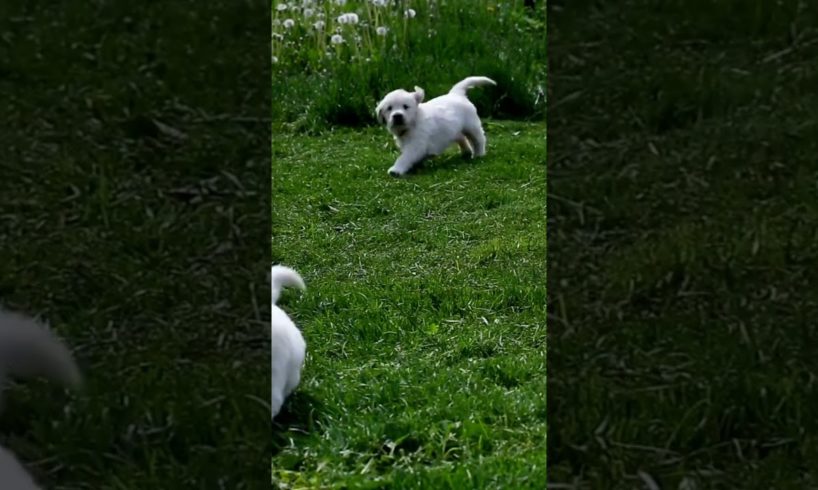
[548,0,818,487]
[272,121,546,488]
[271,0,546,487]
[1,1,271,488]
[271,0,546,131]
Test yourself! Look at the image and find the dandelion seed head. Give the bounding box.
[303,8,314,18]
[376,26,388,36]
[313,20,325,30]
[283,19,295,28]
[276,3,288,11]
[405,8,417,18]
[337,13,359,25]
[331,34,344,44]
[333,0,347,5]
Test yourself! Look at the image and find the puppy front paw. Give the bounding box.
[388,167,406,177]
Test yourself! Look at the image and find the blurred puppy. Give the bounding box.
[270,265,306,419]
[0,307,82,490]
[375,76,496,177]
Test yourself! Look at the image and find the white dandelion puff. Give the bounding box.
[283,19,295,28]
[405,8,416,18]
[333,0,346,5]
[331,34,344,44]
[376,26,388,36]
[272,56,279,63]
[372,0,388,6]
[337,13,359,25]
[313,20,325,30]
[303,8,314,18]
[275,3,288,11]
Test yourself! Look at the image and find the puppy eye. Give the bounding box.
[387,105,392,111]
[403,104,409,110]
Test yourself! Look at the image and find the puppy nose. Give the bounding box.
[392,113,404,124]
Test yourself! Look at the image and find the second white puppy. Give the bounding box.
[375,76,496,177]
[0,306,83,490]
[270,265,306,420]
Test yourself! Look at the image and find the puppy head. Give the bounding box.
[375,86,425,135]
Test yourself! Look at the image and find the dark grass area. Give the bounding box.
[1,1,270,488]
[547,0,818,487]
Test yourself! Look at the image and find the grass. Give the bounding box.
[1,1,271,488]
[548,0,818,487]
[271,0,546,132]
[272,2,547,486]
[271,121,546,487]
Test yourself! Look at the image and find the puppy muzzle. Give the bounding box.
[391,112,405,126]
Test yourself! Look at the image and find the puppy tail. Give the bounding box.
[449,76,497,97]
[270,265,306,304]
[0,307,82,392]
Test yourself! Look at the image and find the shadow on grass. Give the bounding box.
[400,152,478,177]
[272,391,325,457]
[0,382,74,434]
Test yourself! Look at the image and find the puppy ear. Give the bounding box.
[374,100,386,124]
[413,86,425,103]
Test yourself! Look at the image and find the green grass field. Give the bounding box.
[271,1,546,486]
[271,0,546,131]
[272,121,546,488]
[548,0,818,487]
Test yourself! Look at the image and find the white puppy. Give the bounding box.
[0,447,41,490]
[375,76,496,177]
[270,265,306,420]
[0,306,82,490]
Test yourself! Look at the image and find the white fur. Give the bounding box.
[270,266,306,419]
[0,307,82,490]
[375,76,496,177]
[271,265,306,305]
[0,446,41,490]
[0,308,81,394]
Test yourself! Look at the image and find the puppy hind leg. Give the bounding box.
[272,390,284,419]
[464,123,487,157]
[457,135,474,158]
[284,366,302,398]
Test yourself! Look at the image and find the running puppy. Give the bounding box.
[270,265,306,419]
[375,76,496,177]
[0,307,82,490]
